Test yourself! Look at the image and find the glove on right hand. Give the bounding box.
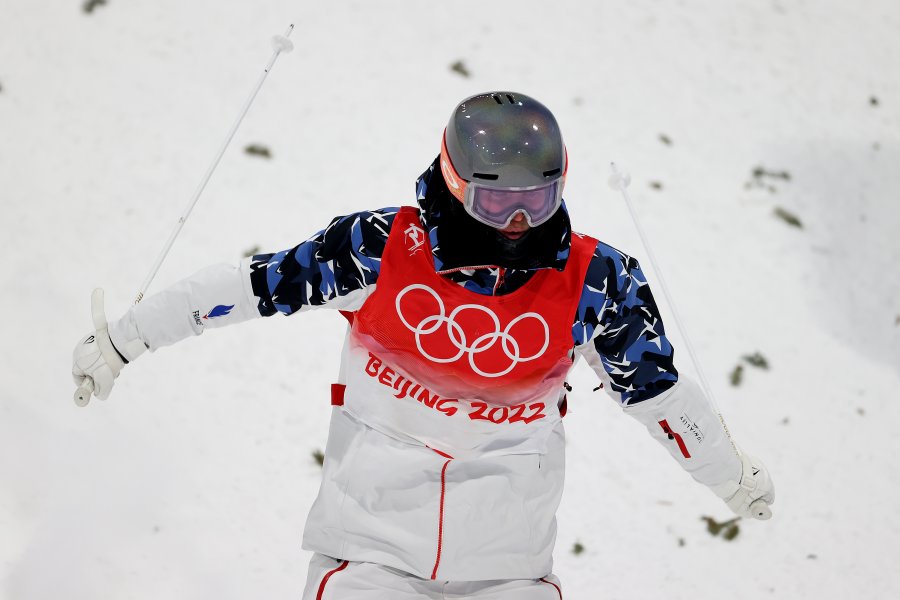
[72,289,125,404]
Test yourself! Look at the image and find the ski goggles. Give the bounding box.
[440,138,566,229]
[463,180,563,229]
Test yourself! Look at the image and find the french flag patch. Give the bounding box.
[203,304,235,319]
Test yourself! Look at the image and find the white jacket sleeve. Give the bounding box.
[622,375,742,488]
[107,259,260,360]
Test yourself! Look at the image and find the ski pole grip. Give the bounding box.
[749,499,772,520]
[74,378,94,407]
[73,288,109,407]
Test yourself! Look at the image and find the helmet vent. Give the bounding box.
[490,93,518,105]
[472,172,500,180]
[543,168,562,177]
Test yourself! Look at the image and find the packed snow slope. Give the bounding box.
[1,1,898,599]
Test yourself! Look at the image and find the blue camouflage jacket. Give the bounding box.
[247,161,678,406]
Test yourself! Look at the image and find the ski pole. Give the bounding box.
[74,25,295,407]
[136,24,295,304]
[607,163,721,415]
[607,163,771,520]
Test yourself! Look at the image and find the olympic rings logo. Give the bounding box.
[395,284,550,378]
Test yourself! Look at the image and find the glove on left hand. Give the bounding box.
[711,452,775,520]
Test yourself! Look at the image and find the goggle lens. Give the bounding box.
[466,180,562,228]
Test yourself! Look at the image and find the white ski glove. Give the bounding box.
[72,330,122,402]
[710,452,775,520]
[72,288,142,405]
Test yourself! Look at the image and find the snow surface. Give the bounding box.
[2,1,899,598]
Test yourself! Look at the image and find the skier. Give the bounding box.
[72,91,774,599]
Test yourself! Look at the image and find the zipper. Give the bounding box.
[658,419,691,459]
[493,267,506,295]
[428,447,454,580]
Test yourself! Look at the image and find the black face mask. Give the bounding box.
[424,167,570,270]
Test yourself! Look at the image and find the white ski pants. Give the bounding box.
[302,554,563,600]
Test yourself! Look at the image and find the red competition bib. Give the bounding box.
[352,207,597,407]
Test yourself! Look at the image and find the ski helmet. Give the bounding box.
[440,91,567,229]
